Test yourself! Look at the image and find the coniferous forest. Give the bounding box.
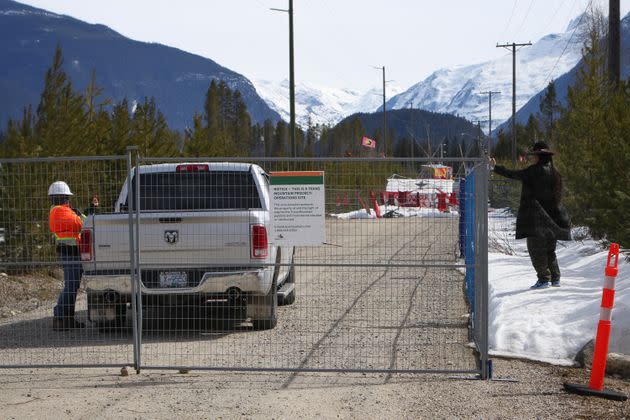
[491,14,630,247]
[1,25,629,247]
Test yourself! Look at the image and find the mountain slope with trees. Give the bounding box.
[0,0,280,131]
[322,109,480,158]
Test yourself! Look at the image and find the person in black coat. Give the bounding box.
[490,141,571,289]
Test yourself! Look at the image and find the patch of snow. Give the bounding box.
[330,204,458,220]
[175,73,216,83]
[0,9,61,19]
[488,208,630,364]
[386,17,586,128]
[253,79,402,127]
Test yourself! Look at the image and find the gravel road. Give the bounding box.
[1,217,629,418]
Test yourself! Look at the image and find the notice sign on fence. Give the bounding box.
[270,171,326,246]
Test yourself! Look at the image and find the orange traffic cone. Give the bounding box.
[564,244,627,401]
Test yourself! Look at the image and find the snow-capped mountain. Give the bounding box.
[384,14,587,129]
[253,79,402,127]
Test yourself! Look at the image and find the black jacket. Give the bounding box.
[494,162,571,240]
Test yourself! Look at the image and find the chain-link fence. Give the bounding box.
[0,150,489,377]
[488,177,521,256]
[0,155,134,367]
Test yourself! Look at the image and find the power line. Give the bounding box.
[536,0,569,40]
[501,0,519,39]
[542,0,593,85]
[514,0,536,38]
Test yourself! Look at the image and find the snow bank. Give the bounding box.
[329,204,458,220]
[488,208,630,365]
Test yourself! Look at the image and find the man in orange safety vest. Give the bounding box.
[48,181,86,331]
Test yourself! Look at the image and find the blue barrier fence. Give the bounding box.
[460,172,477,312]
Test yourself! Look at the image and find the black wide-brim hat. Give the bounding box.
[527,141,555,156]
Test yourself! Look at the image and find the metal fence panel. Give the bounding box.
[134,157,482,374]
[0,156,134,368]
[0,155,489,375]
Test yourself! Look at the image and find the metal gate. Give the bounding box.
[0,155,135,368]
[0,151,488,378]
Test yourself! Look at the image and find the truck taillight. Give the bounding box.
[251,224,268,259]
[176,164,209,172]
[79,229,93,261]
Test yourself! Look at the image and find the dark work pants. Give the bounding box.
[526,236,560,283]
[53,245,83,319]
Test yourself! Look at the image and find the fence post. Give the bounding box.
[126,146,140,373]
[475,161,490,379]
[134,150,143,372]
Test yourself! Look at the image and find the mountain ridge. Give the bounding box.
[379,13,592,131]
[0,0,281,131]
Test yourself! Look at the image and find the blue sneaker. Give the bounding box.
[530,281,550,290]
[551,280,560,287]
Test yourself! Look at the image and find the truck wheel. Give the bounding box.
[251,278,278,331]
[89,294,127,333]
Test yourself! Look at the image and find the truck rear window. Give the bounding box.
[130,171,262,211]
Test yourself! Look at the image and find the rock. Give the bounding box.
[607,353,630,380]
[575,339,630,379]
[0,272,8,278]
[575,339,594,368]
[179,369,190,374]
[51,269,64,281]
[120,366,129,377]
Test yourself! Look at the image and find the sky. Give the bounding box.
[17,0,630,93]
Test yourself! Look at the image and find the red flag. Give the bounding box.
[361,136,376,149]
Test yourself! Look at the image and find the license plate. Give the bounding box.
[159,271,188,288]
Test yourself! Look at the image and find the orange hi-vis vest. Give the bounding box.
[49,204,84,246]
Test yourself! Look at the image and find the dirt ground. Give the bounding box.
[0,218,629,418]
[0,359,629,419]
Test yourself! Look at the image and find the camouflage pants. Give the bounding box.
[526,236,560,282]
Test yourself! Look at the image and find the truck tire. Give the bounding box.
[97,306,126,333]
[88,294,127,333]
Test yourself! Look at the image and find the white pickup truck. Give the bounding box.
[79,162,295,331]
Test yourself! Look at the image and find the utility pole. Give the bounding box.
[408,100,415,159]
[497,42,531,164]
[477,121,483,157]
[479,91,500,136]
[608,0,620,86]
[381,66,387,156]
[271,0,296,157]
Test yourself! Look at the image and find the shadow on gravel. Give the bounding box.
[0,307,252,350]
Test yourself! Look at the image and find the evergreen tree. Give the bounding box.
[108,99,133,154]
[554,9,630,246]
[272,120,287,157]
[183,113,209,157]
[538,81,560,144]
[262,119,275,157]
[35,45,89,156]
[131,97,177,157]
[304,119,317,158]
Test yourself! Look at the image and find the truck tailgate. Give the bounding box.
[88,210,267,270]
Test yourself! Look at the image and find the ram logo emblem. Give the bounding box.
[164,230,179,244]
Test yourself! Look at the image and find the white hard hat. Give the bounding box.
[48,181,73,196]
